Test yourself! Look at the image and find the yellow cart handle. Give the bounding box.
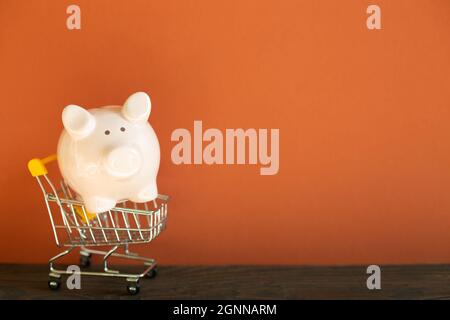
[28,154,57,177]
[28,153,96,221]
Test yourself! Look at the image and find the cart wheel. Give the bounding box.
[126,282,140,295]
[79,254,91,268]
[146,266,158,278]
[48,277,61,291]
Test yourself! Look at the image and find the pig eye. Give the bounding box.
[104,130,110,135]
[120,127,126,132]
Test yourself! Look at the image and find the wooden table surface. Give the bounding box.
[0,264,449,299]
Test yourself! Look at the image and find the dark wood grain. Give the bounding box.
[0,264,449,299]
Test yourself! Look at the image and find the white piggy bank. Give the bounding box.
[57,92,160,213]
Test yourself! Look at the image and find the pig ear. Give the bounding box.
[62,105,96,140]
[122,92,151,123]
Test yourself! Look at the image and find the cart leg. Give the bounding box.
[103,245,120,274]
[49,246,75,273]
[122,244,158,278]
[79,246,157,267]
[74,246,158,278]
[48,246,75,290]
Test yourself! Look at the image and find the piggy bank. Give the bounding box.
[57,92,160,213]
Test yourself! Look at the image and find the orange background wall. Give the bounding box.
[1,0,450,265]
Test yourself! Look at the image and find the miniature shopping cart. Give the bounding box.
[27,154,169,295]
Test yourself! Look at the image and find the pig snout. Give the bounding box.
[104,146,142,178]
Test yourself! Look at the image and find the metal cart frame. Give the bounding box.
[28,154,169,295]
